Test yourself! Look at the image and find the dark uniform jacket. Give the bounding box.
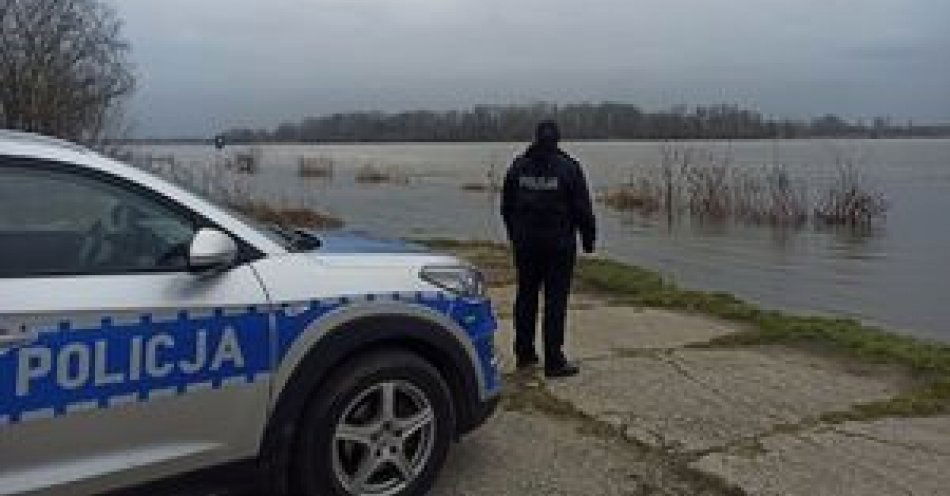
[501,147,596,251]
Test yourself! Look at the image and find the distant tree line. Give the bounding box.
[221,102,950,143]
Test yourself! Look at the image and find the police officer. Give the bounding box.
[501,121,596,378]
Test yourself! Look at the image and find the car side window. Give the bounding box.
[0,162,197,277]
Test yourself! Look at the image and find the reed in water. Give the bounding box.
[601,145,885,227]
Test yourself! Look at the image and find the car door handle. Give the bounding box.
[0,329,34,346]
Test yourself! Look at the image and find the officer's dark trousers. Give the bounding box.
[513,242,576,365]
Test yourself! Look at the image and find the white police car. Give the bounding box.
[0,130,500,496]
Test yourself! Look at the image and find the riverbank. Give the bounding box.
[422,239,950,495]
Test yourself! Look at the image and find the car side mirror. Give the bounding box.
[188,228,238,276]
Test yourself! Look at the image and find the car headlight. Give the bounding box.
[420,265,487,299]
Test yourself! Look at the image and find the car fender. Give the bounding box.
[257,298,487,495]
[270,299,488,405]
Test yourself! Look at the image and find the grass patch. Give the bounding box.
[418,238,516,286]
[501,371,628,440]
[697,313,950,377]
[820,379,950,422]
[418,238,950,418]
[502,375,589,421]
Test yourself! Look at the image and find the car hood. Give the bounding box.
[314,231,430,254]
[253,231,461,299]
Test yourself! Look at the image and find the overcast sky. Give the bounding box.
[114,0,950,137]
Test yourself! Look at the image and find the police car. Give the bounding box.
[0,130,500,496]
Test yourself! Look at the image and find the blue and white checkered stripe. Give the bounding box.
[275,291,500,393]
[0,307,271,424]
[0,291,499,426]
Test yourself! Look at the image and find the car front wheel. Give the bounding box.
[295,349,455,496]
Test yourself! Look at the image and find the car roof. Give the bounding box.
[0,129,94,155]
[0,130,285,255]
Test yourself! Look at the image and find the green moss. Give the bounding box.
[702,314,950,377]
[821,379,950,422]
[416,238,516,286]
[500,372,622,440]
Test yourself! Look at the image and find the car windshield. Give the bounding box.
[138,166,323,253]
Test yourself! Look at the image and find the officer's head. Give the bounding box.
[534,121,560,148]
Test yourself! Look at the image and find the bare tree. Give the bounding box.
[0,0,134,144]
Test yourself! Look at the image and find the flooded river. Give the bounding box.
[131,139,950,341]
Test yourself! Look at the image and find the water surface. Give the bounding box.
[132,140,950,341]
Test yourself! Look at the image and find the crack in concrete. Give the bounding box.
[829,426,950,457]
[502,374,749,496]
[657,353,794,430]
[596,344,933,453]
[580,347,674,363]
[496,302,941,494]
[688,419,821,460]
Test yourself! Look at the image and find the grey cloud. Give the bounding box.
[112,0,950,137]
[845,44,933,60]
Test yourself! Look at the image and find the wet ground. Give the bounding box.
[427,287,950,496]
[173,285,950,495]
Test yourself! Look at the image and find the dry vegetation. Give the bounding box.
[126,152,343,229]
[461,182,490,191]
[600,176,664,213]
[815,160,890,225]
[354,163,409,185]
[225,147,262,174]
[460,163,504,193]
[297,156,335,179]
[230,200,343,229]
[601,146,886,227]
[460,181,502,193]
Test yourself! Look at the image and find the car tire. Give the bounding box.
[294,349,455,496]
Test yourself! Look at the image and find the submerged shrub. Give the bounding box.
[600,179,663,213]
[461,182,501,192]
[298,156,335,179]
[815,161,889,225]
[126,151,343,229]
[226,146,262,174]
[601,145,884,229]
[461,162,504,193]
[684,161,732,219]
[355,163,408,184]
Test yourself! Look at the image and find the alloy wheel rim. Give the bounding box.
[331,380,436,495]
